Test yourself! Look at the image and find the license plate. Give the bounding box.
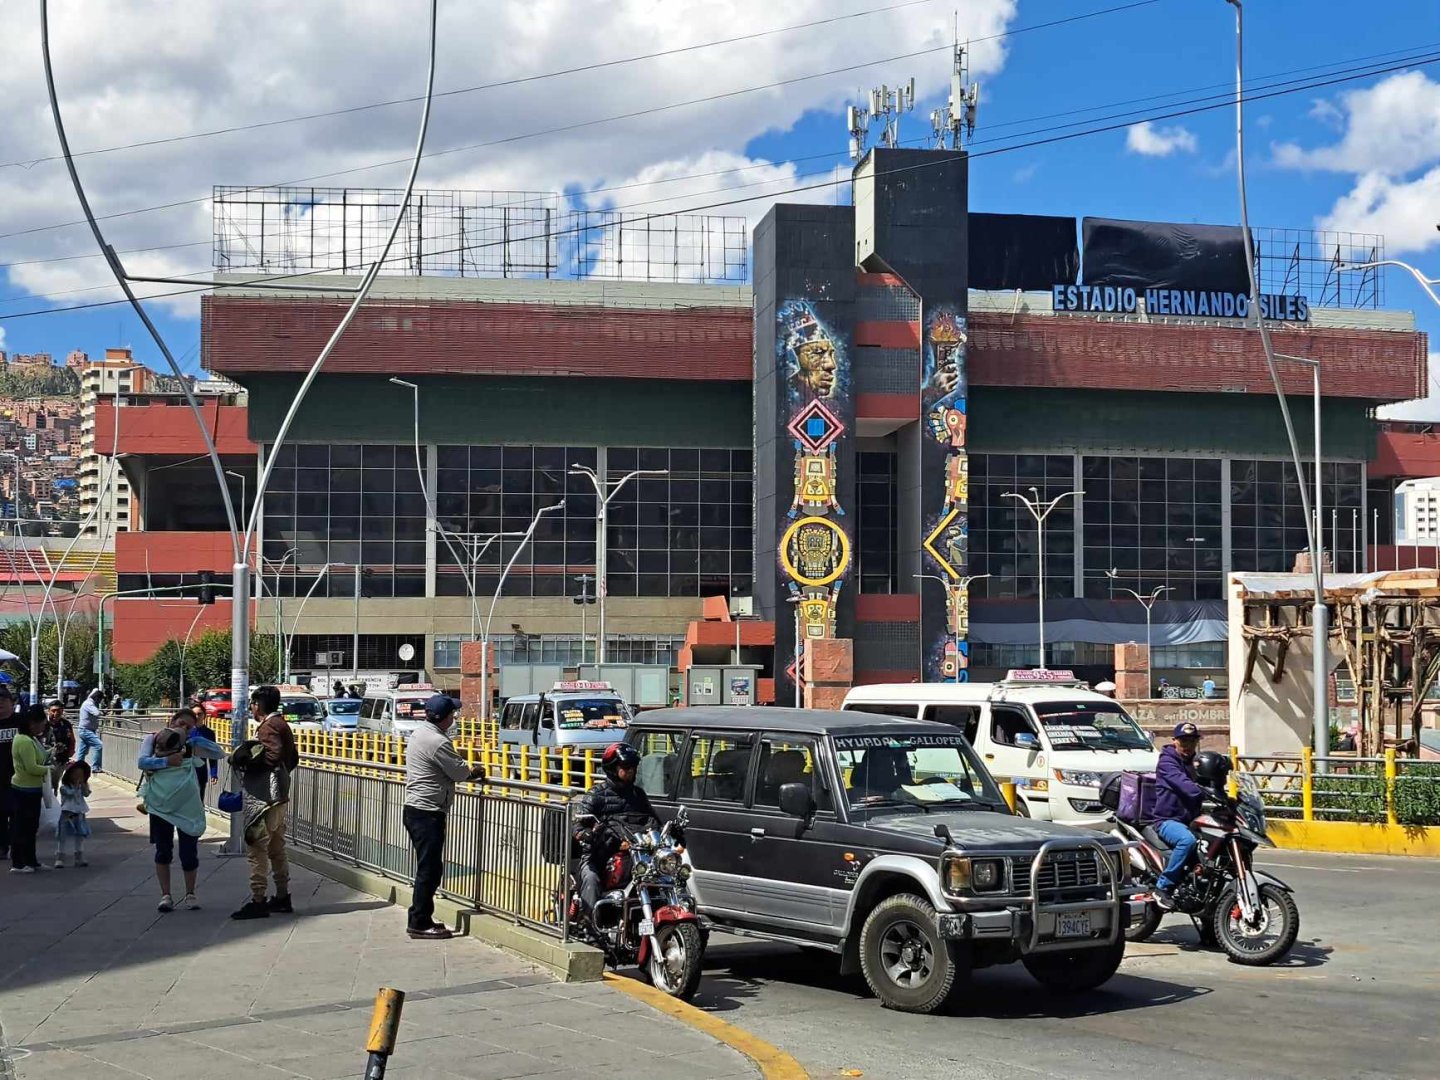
[1056,912,1092,938]
[638,918,655,937]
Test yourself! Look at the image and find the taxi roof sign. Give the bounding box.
[552,680,615,693]
[1003,668,1080,684]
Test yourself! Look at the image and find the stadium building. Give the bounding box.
[102,154,1428,704]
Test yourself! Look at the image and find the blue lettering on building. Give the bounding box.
[1051,284,1309,322]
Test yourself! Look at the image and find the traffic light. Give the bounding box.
[197,570,216,605]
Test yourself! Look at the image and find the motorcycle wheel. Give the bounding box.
[1022,938,1125,994]
[1213,882,1299,966]
[1125,902,1163,943]
[645,922,705,1001]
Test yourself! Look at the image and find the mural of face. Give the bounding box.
[796,338,838,398]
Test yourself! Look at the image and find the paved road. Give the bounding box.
[686,849,1439,1080]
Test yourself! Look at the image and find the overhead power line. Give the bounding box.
[0,0,1167,244]
[0,0,1161,173]
[4,47,1432,324]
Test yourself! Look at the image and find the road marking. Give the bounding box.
[603,972,809,1080]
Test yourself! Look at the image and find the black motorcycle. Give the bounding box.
[1112,776,1299,965]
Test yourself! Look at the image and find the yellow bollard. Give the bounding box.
[1227,745,1240,799]
[364,986,405,1080]
[1301,746,1314,821]
[539,746,549,788]
[1000,780,1018,813]
[1385,748,1398,826]
[584,749,594,789]
[520,744,530,784]
[561,747,572,789]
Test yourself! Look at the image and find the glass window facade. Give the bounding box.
[1230,459,1364,575]
[968,454,1077,599]
[1082,456,1224,601]
[262,443,426,597]
[856,451,899,594]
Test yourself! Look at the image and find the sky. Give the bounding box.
[1,0,1438,412]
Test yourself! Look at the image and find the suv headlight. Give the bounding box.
[942,855,1006,894]
[1052,769,1104,787]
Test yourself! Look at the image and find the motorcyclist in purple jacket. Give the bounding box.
[1152,722,1205,910]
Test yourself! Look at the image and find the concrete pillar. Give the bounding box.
[1115,641,1149,701]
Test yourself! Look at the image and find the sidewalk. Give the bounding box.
[0,781,758,1080]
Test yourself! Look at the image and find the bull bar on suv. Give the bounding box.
[939,837,1143,953]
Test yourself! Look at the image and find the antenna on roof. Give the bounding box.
[930,43,979,150]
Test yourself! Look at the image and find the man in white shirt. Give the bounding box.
[76,689,105,773]
[402,695,484,940]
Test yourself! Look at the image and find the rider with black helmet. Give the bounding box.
[571,742,669,922]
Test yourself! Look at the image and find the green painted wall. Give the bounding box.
[967,387,1376,460]
[237,374,753,448]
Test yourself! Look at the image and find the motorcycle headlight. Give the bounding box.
[656,852,682,877]
[1052,769,1104,788]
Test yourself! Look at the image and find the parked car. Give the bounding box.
[356,684,440,740]
[844,669,1160,823]
[321,697,362,733]
[198,688,233,720]
[619,706,1142,1014]
[277,689,325,730]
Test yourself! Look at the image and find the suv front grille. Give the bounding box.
[1010,852,1104,895]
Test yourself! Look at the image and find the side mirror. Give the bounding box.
[778,782,816,821]
[1014,732,1040,751]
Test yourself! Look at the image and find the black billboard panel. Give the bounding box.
[970,213,1078,290]
[1082,217,1249,293]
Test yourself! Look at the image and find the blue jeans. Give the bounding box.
[1154,818,1197,891]
[76,729,103,771]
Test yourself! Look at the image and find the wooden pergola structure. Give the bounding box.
[1235,570,1439,756]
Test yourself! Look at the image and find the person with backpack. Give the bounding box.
[231,685,299,921]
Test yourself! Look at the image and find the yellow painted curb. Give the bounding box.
[602,972,809,1080]
[1270,819,1440,858]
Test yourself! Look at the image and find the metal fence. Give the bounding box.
[1237,748,1440,826]
[101,724,575,935]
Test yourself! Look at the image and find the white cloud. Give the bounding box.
[1317,167,1440,256]
[1274,72,1440,176]
[1011,162,1039,184]
[1125,121,1197,158]
[0,0,1019,320]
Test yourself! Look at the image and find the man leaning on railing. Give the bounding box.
[402,694,486,941]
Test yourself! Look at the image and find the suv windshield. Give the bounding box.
[1031,701,1153,751]
[554,697,630,729]
[835,733,1005,812]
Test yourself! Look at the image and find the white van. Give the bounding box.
[497,681,631,755]
[357,683,440,740]
[843,669,1159,823]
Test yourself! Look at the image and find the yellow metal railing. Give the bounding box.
[1235,746,1439,825]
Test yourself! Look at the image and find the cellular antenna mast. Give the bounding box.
[930,43,979,150]
[846,78,916,161]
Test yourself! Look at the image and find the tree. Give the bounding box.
[0,614,99,699]
[111,630,282,710]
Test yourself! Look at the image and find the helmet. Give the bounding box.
[1194,750,1232,784]
[601,742,641,781]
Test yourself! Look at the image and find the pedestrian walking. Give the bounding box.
[76,689,105,773]
[231,685,299,921]
[188,703,220,800]
[402,694,485,940]
[54,760,91,868]
[0,685,16,862]
[139,711,223,911]
[42,700,76,792]
[9,707,51,874]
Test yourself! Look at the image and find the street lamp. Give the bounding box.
[1225,0,1329,761]
[223,470,248,524]
[281,564,333,683]
[480,501,565,720]
[1336,260,1440,310]
[784,594,802,708]
[1106,571,1173,697]
[1001,488,1082,669]
[178,603,208,705]
[914,573,990,682]
[258,547,297,681]
[570,464,668,664]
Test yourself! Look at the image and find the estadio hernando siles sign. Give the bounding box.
[1051,283,1310,322]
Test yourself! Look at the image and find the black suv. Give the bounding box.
[623,707,1142,1013]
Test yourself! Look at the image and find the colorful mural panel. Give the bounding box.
[777,300,853,676]
[921,305,970,681]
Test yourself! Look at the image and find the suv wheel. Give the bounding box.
[1021,938,1125,994]
[858,894,968,1014]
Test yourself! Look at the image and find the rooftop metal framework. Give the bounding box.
[212,186,749,285]
[1254,227,1385,310]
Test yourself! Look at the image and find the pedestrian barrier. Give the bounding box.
[99,723,579,934]
[1236,747,1440,826]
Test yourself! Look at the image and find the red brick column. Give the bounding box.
[1115,641,1149,701]
[804,638,853,711]
[459,640,491,720]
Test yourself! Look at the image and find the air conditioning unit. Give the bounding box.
[314,650,346,667]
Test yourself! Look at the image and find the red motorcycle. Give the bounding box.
[557,808,707,1000]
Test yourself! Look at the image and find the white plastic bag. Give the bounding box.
[40,785,61,833]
